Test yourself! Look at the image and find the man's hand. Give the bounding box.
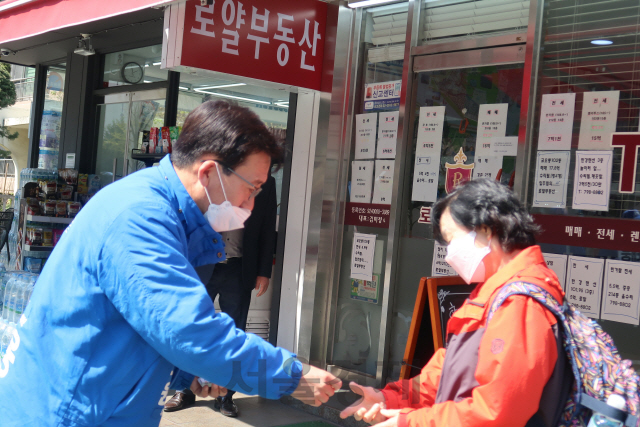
[290,363,342,406]
[340,381,386,423]
[255,276,270,297]
[190,376,228,398]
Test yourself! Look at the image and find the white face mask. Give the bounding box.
[203,162,251,232]
[445,230,491,284]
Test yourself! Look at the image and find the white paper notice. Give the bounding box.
[355,113,377,159]
[351,161,374,203]
[578,91,620,150]
[476,103,508,155]
[412,106,445,202]
[350,233,376,282]
[491,137,519,156]
[473,155,502,180]
[432,241,456,277]
[572,151,613,211]
[532,151,571,208]
[538,93,576,151]
[372,160,394,204]
[543,253,568,291]
[601,260,640,325]
[377,111,399,159]
[566,255,605,319]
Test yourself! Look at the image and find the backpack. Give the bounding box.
[487,281,640,427]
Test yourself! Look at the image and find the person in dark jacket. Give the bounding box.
[165,175,278,416]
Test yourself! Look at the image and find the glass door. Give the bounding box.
[385,46,525,383]
[95,89,166,188]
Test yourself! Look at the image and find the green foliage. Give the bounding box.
[0,62,16,109]
[0,62,18,143]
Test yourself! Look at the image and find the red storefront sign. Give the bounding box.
[165,0,327,91]
[345,203,391,229]
[533,214,640,252]
[611,132,640,194]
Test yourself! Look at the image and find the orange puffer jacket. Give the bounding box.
[382,245,573,427]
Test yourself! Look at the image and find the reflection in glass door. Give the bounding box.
[386,49,525,383]
[95,90,166,188]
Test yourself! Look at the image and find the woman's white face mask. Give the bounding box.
[444,230,491,284]
[203,162,251,232]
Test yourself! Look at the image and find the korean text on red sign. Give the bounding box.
[179,0,328,91]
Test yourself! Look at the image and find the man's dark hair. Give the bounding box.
[432,179,539,253]
[172,100,284,171]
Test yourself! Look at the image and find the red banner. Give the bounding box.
[345,203,391,229]
[178,0,327,91]
[533,214,640,252]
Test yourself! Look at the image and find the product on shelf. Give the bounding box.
[42,228,53,247]
[58,169,78,186]
[140,130,150,154]
[43,200,56,217]
[67,202,81,218]
[149,127,159,154]
[78,174,88,194]
[55,201,67,218]
[52,229,64,246]
[160,127,171,154]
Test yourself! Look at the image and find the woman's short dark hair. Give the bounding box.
[432,179,539,253]
[172,100,284,170]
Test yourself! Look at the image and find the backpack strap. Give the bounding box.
[486,281,564,323]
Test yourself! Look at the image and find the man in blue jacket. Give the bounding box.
[0,100,340,426]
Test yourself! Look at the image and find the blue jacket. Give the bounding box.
[0,155,302,426]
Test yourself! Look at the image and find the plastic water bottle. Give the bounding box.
[0,267,6,314]
[2,275,16,321]
[21,274,35,312]
[12,274,27,323]
[0,322,15,359]
[587,394,627,427]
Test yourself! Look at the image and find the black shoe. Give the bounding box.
[213,396,223,411]
[163,391,196,412]
[219,396,238,417]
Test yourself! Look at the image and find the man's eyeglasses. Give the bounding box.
[202,160,262,199]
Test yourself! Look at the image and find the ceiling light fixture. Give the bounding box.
[274,102,289,108]
[591,39,613,45]
[194,89,271,105]
[179,86,189,91]
[348,0,398,8]
[198,83,247,90]
[153,62,162,66]
[74,34,95,56]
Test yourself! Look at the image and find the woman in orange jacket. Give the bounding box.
[341,179,573,427]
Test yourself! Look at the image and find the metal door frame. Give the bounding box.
[98,88,167,180]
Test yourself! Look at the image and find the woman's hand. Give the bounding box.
[340,381,387,424]
[374,409,401,427]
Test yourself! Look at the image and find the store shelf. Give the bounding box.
[26,215,73,224]
[131,150,166,167]
[23,245,53,252]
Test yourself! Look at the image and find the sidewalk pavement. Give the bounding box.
[160,393,336,427]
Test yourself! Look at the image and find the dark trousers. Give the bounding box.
[184,257,253,399]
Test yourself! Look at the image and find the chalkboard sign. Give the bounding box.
[400,276,477,379]
[433,284,476,349]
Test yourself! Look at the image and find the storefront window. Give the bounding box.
[102,45,168,88]
[38,64,66,169]
[386,62,524,382]
[419,0,529,46]
[330,2,408,379]
[525,0,640,367]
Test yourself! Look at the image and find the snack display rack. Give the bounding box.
[18,208,73,271]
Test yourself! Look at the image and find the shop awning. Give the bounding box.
[0,0,174,45]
